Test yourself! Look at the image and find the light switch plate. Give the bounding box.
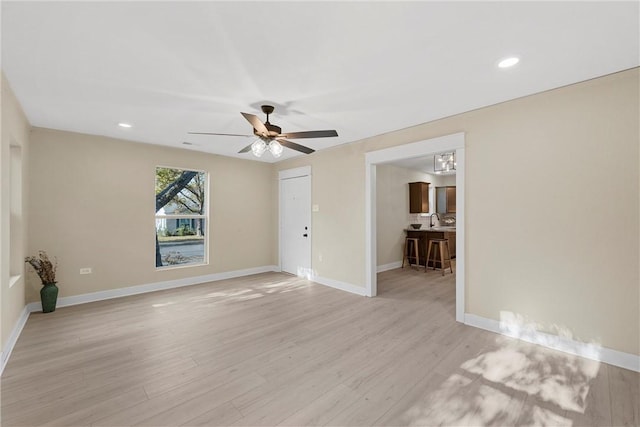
[80,268,92,275]
[312,204,319,212]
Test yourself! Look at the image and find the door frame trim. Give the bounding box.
[278,166,312,276]
[365,132,465,322]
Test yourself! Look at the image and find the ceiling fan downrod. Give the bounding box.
[261,105,275,124]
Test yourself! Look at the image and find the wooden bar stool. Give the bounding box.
[426,238,453,275]
[402,237,421,270]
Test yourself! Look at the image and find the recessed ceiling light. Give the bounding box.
[498,57,520,68]
[118,122,132,128]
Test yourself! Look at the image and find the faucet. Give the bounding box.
[430,213,439,228]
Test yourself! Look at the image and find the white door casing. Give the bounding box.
[365,133,465,322]
[279,167,312,277]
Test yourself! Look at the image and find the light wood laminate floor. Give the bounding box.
[1,268,638,426]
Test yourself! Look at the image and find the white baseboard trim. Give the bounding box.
[27,265,280,312]
[311,275,368,297]
[464,313,640,373]
[1,305,31,375]
[376,261,403,273]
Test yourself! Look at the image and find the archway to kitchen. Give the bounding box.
[365,132,465,322]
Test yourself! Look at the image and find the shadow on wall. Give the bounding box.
[498,311,603,362]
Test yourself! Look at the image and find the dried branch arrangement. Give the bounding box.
[25,251,57,284]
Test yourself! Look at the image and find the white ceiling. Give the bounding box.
[2,2,638,163]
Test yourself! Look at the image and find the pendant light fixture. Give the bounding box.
[434,152,456,174]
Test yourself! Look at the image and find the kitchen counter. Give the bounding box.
[404,227,456,232]
[405,227,456,262]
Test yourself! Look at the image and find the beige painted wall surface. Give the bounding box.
[26,128,275,303]
[1,74,30,351]
[278,69,639,355]
[274,145,366,287]
[376,164,446,267]
[462,70,639,355]
[440,175,456,186]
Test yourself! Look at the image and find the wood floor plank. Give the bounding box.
[609,365,640,426]
[1,269,637,426]
[134,372,266,426]
[180,401,243,426]
[277,384,363,426]
[41,387,149,427]
[564,362,613,427]
[372,371,450,426]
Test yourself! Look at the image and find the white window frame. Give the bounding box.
[155,166,209,270]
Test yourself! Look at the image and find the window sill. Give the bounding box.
[156,262,208,271]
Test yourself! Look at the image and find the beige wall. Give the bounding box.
[26,129,275,303]
[277,69,639,356]
[440,175,456,186]
[462,70,639,355]
[1,74,30,354]
[273,145,366,286]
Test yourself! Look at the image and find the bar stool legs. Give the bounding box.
[426,239,453,275]
[402,237,421,270]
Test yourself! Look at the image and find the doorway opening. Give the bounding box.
[365,133,465,322]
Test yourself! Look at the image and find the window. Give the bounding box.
[155,167,208,268]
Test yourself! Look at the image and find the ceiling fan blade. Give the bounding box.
[188,132,253,137]
[238,143,253,154]
[241,112,269,135]
[279,130,338,139]
[277,138,315,154]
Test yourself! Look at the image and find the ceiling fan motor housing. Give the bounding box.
[254,122,282,138]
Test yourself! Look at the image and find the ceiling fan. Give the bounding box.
[188,105,338,158]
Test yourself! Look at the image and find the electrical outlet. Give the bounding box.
[318,253,323,262]
[80,268,92,275]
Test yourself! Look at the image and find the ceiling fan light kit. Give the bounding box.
[251,139,267,157]
[251,139,283,158]
[268,140,284,158]
[189,105,338,158]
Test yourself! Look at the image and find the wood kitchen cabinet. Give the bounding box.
[436,186,456,214]
[409,182,430,213]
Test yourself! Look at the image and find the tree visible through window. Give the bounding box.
[155,167,207,268]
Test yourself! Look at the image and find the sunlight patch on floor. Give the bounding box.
[154,277,314,305]
[529,405,574,426]
[461,340,598,413]
[264,280,298,288]
[391,331,599,426]
[151,301,176,308]
[204,288,254,298]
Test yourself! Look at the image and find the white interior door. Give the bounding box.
[280,174,311,276]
